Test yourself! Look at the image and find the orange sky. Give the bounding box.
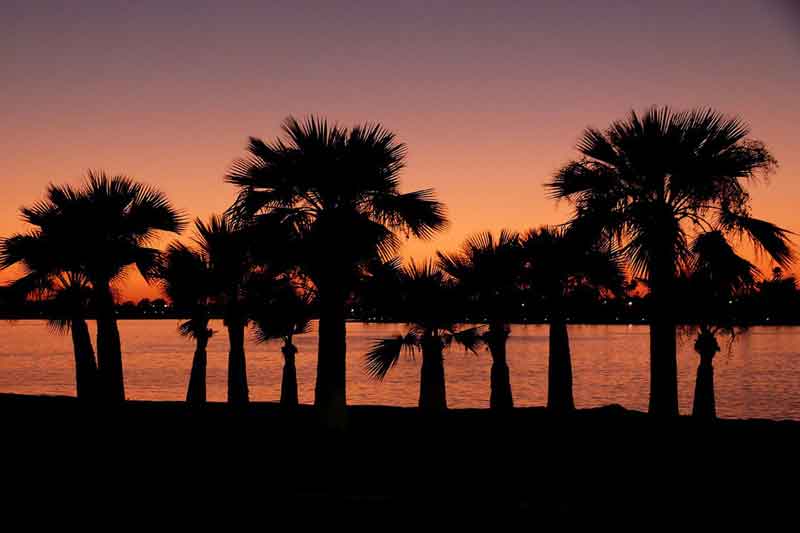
[2,1,799,300]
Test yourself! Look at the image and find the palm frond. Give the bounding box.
[718,212,794,268]
[364,332,419,380]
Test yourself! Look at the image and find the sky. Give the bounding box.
[2,0,799,300]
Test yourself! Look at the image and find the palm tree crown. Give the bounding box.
[226,116,448,281]
[547,107,791,278]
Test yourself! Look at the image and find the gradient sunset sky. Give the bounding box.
[3,0,799,299]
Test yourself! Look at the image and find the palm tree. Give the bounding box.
[250,279,315,407]
[156,241,215,405]
[437,230,521,410]
[521,226,624,413]
[15,172,185,401]
[0,230,97,400]
[190,215,254,405]
[679,231,760,419]
[226,116,448,425]
[364,260,482,411]
[547,107,793,415]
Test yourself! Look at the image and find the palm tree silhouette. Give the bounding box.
[4,172,184,401]
[156,240,215,405]
[679,231,760,419]
[0,231,97,400]
[521,226,624,413]
[226,116,447,425]
[250,278,315,407]
[190,215,254,405]
[547,107,792,415]
[364,260,482,411]
[437,230,521,410]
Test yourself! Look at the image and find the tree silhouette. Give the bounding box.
[190,215,254,405]
[250,277,315,408]
[4,172,184,401]
[547,107,792,416]
[437,230,521,410]
[678,231,760,419]
[226,116,447,426]
[156,240,215,405]
[522,226,624,413]
[0,232,97,400]
[364,260,483,411]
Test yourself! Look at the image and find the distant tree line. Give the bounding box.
[4,267,797,326]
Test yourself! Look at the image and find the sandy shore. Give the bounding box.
[3,393,799,523]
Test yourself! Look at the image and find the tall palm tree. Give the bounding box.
[226,116,448,425]
[679,231,760,419]
[156,241,215,405]
[190,215,254,405]
[4,173,184,401]
[547,107,793,415]
[437,230,521,410]
[251,279,315,407]
[0,230,97,400]
[364,260,482,411]
[521,226,624,413]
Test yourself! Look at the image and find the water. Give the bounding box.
[1,320,798,420]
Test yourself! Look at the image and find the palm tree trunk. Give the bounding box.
[547,310,575,413]
[314,280,347,427]
[186,332,209,405]
[94,281,125,402]
[692,329,718,419]
[419,335,446,411]
[226,317,249,405]
[647,249,679,416]
[487,324,513,410]
[281,342,299,408]
[70,317,97,401]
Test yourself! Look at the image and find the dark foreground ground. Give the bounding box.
[3,393,799,525]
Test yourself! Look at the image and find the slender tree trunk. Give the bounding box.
[94,281,125,402]
[186,332,209,405]
[281,342,299,408]
[692,329,719,419]
[648,247,679,416]
[314,280,347,427]
[70,317,97,401]
[487,324,513,410]
[419,335,446,411]
[226,316,249,405]
[547,309,575,413]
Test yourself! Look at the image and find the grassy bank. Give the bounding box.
[3,393,799,523]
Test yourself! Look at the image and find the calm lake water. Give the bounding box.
[1,320,798,420]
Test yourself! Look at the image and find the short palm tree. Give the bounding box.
[521,226,624,413]
[5,172,185,401]
[0,230,97,400]
[364,260,482,411]
[680,231,760,419]
[226,116,448,425]
[190,215,254,405]
[547,107,793,415]
[437,230,522,410]
[156,241,215,405]
[250,279,315,407]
